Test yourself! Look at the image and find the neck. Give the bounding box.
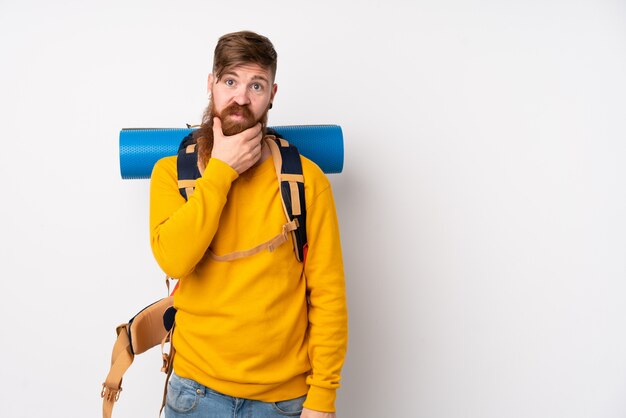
[255,138,272,167]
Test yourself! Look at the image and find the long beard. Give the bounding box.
[195,99,269,169]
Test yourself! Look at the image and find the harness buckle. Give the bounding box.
[101,383,122,402]
[161,353,171,373]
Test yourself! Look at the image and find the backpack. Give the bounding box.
[101,131,307,418]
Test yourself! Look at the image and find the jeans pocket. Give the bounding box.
[271,395,306,416]
[166,374,202,414]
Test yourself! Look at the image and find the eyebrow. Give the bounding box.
[250,75,269,84]
[221,72,269,84]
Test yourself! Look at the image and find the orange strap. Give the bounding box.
[101,324,134,418]
[208,220,298,262]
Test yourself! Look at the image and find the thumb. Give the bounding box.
[212,117,222,135]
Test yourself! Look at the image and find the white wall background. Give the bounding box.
[1,0,625,417]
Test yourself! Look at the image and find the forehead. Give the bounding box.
[221,63,273,81]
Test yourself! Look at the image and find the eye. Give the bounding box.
[225,79,235,87]
[251,83,263,92]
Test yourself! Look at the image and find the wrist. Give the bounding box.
[302,386,336,413]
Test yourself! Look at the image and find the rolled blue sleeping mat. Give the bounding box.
[119,125,344,179]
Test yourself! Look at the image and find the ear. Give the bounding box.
[270,83,278,102]
[207,73,215,95]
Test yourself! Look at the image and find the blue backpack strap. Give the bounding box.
[176,133,201,200]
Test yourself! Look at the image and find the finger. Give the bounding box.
[247,142,260,159]
[212,117,223,135]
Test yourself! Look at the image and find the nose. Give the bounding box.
[233,86,251,106]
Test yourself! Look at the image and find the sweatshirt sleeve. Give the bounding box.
[149,157,239,279]
[302,183,348,413]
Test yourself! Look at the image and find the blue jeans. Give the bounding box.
[164,372,307,418]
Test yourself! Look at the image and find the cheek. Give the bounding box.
[251,98,270,115]
[212,95,228,111]
[211,86,233,108]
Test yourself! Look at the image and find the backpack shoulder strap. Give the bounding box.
[265,135,308,263]
[176,133,201,199]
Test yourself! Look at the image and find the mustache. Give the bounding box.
[219,102,254,121]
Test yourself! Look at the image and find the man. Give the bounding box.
[149,31,347,418]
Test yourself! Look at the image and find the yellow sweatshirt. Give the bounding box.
[149,149,347,412]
